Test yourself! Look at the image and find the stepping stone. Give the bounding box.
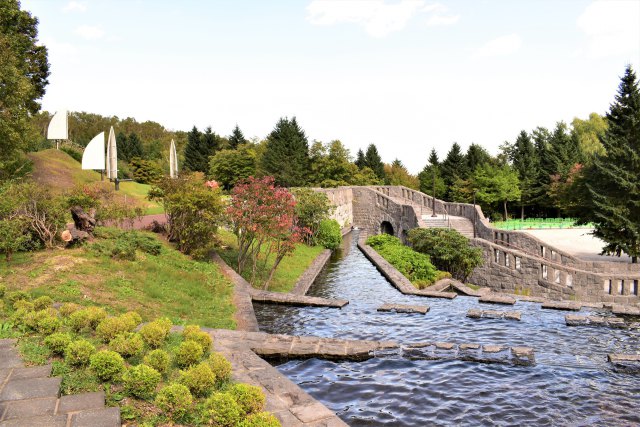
[58,391,105,414]
[611,305,640,316]
[251,292,348,308]
[467,309,521,321]
[377,304,429,314]
[565,315,625,328]
[413,290,457,299]
[511,347,536,365]
[482,345,507,354]
[479,294,516,305]
[0,377,61,401]
[10,365,52,380]
[0,397,57,420]
[0,414,67,427]
[541,301,581,311]
[0,351,23,370]
[70,407,120,427]
[608,353,640,372]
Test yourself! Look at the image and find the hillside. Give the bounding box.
[27,149,162,214]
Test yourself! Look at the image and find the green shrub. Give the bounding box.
[13,299,34,311]
[315,219,342,250]
[122,364,161,399]
[184,330,212,353]
[121,311,142,329]
[0,284,6,298]
[68,307,107,332]
[90,350,125,381]
[10,308,31,325]
[179,362,216,397]
[65,340,96,366]
[7,290,30,303]
[290,188,334,245]
[408,228,484,282]
[96,315,135,342]
[44,332,72,355]
[143,349,170,374]
[33,296,53,310]
[109,333,144,358]
[366,234,439,287]
[238,412,282,427]
[139,319,171,348]
[155,383,193,421]
[204,392,243,427]
[34,310,61,335]
[58,302,81,317]
[84,306,108,329]
[207,352,232,385]
[229,383,266,415]
[175,340,204,368]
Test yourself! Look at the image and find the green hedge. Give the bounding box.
[366,234,444,288]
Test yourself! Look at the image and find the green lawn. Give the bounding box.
[217,229,325,293]
[0,230,235,329]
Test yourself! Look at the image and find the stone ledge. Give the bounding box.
[479,294,516,305]
[608,353,640,373]
[251,291,348,309]
[291,249,333,296]
[377,304,429,315]
[612,304,640,316]
[541,301,582,311]
[402,342,535,366]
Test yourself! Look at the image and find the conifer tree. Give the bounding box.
[260,117,310,187]
[418,149,446,198]
[354,149,366,169]
[465,143,491,172]
[579,65,640,262]
[228,124,246,150]
[441,143,468,199]
[184,126,204,172]
[364,144,385,179]
[510,130,539,219]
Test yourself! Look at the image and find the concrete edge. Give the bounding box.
[290,249,332,296]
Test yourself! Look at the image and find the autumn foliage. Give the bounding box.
[227,176,308,289]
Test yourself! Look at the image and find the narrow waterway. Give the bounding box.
[254,232,640,426]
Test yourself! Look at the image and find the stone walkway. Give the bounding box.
[251,291,348,308]
[565,315,626,328]
[0,339,120,427]
[467,309,521,321]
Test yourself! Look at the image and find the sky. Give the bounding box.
[21,0,640,173]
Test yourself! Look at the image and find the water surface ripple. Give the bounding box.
[254,232,640,426]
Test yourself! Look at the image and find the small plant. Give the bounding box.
[7,290,30,303]
[68,307,107,332]
[139,321,170,348]
[315,219,342,250]
[175,340,204,368]
[143,349,170,374]
[96,315,136,342]
[32,295,53,310]
[13,299,34,311]
[65,339,96,366]
[204,392,243,426]
[121,311,142,330]
[238,412,282,427]
[84,306,108,329]
[58,302,81,317]
[109,332,144,358]
[0,284,6,298]
[24,309,61,335]
[207,352,232,385]
[229,383,266,415]
[44,332,72,355]
[90,350,125,382]
[122,364,161,400]
[179,362,216,397]
[184,330,212,353]
[154,383,193,421]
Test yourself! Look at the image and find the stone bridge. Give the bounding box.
[316,186,640,307]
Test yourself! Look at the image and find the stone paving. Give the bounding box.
[402,341,535,366]
[479,294,517,305]
[377,303,429,315]
[251,291,348,308]
[0,339,119,427]
[611,304,640,316]
[565,315,626,328]
[467,309,521,321]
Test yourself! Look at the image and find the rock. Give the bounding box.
[377,303,429,314]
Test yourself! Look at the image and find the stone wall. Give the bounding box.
[351,187,418,238]
[316,187,353,228]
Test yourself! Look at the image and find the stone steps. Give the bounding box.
[0,339,120,427]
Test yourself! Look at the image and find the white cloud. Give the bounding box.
[306,0,426,38]
[423,3,459,27]
[74,25,104,40]
[577,0,640,59]
[63,1,87,12]
[473,34,522,58]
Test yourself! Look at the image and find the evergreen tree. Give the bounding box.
[354,149,366,169]
[260,116,310,187]
[364,144,385,179]
[546,121,582,179]
[418,149,446,198]
[441,143,468,199]
[184,126,204,172]
[578,65,640,262]
[465,143,491,172]
[228,124,247,150]
[118,132,143,162]
[510,130,539,219]
[531,126,554,214]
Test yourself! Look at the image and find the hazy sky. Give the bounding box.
[22,0,640,173]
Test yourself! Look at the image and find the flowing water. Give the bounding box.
[254,232,640,426]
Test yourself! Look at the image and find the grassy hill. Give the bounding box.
[27,149,162,215]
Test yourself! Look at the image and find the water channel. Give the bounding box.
[254,232,640,426]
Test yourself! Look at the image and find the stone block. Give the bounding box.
[479,294,516,305]
[377,303,429,314]
[58,391,105,414]
[10,365,52,380]
[290,401,338,423]
[70,407,120,427]
[0,414,68,427]
[541,301,581,311]
[482,345,506,354]
[0,377,61,402]
[0,397,57,420]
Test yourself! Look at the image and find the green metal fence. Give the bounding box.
[492,218,593,230]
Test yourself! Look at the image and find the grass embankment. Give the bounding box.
[28,149,163,215]
[0,228,235,329]
[217,229,325,293]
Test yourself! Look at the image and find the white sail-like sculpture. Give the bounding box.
[106,126,118,180]
[169,139,178,178]
[81,132,105,170]
[47,110,68,149]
